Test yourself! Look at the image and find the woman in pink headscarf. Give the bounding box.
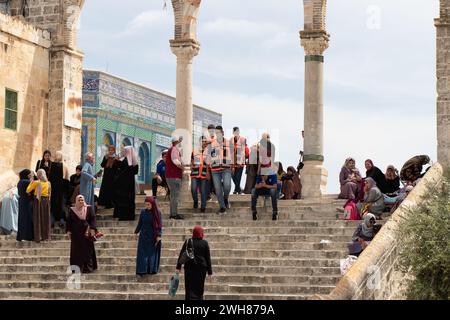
[113,146,139,221]
[66,195,98,273]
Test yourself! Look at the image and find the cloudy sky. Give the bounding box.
[78,0,438,193]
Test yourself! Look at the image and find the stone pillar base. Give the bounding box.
[180,169,192,204]
[300,160,328,199]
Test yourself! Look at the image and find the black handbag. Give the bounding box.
[178,239,195,265]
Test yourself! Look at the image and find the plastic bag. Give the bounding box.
[340,255,358,276]
[168,273,180,297]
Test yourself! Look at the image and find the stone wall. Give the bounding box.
[0,12,51,194]
[312,163,444,300]
[436,0,450,168]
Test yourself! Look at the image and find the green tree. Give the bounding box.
[397,172,450,300]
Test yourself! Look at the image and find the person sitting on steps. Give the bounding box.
[251,170,279,221]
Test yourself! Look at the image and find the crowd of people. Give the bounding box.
[0,124,433,299]
[340,155,431,256]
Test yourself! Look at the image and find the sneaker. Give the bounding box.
[200,208,206,213]
[216,208,226,215]
[233,191,238,195]
[170,214,185,220]
[252,212,258,221]
[272,213,278,221]
[193,203,198,209]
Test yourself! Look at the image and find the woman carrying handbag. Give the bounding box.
[175,226,213,300]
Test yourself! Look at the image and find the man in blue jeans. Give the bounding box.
[251,173,278,221]
[209,126,232,214]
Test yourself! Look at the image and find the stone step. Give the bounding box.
[0,240,349,250]
[0,247,347,259]
[0,256,341,268]
[0,288,311,300]
[1,233,355,243]
[50,225,357,235]
[94,219,361,228]
[0,280,335,295]
[0,272,340,286]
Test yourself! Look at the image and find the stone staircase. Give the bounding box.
[0,194,362,300]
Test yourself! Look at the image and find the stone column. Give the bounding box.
[300,0,329,198]
[170,41,200,202]
[436,1,450,168]
[170,0,202,203]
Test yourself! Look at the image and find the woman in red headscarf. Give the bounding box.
[135,197,162,275]
[176,225,213,300]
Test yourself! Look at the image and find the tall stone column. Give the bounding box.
[300,0,329,198]
[170,0,202,202]
[436,1,450,168]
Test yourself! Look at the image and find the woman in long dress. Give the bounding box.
[66,195,98,273]
[80,153,96,209]
[69,165,82,205]
[176,226,213,300]
[113,146,139,221]
[49,151,70,228]
[99,145,118,209]
[26,169,51,242]
[17,169,33,241]
[135,197,162,275]
[338,157,362,200]
[0,187,18,235]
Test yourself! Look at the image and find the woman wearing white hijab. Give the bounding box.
[113,146,139,221]
[66,195,98,273]
[26,169,52,242]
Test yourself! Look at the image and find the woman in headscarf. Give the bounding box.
[0,186,18,235]
[26,169,51,242]
[348,213,378,256]
[113,146,139,221]
[281,166,302,200]
[99,145,118,209]
[49,151,70,228]
[17,169,33,241]
[338,158,362,200]
[400,155,430,184]
[364,159,388,194]
[135,197,163,276]
[35,150,52,177]
[66,195,98,273]
[176,225,213,300]
[356,177,385,219]
[80,152,96,209]
[384,165,400,196]
[69,165,83,205]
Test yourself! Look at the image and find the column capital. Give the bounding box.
[300,33,329,56]
[170,39,200,61]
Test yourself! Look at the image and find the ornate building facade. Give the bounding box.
[82,70,221,187]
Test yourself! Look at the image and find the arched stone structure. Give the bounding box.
[436,0,450,168]
[300,0,329,198]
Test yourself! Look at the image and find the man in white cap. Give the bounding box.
[165,137,185,219]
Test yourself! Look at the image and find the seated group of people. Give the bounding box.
[344,155,431,256]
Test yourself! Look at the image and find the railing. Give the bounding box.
[311,163,444,300]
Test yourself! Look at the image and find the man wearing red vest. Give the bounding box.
[190,136,210,213]
[230,127,247,194]
[165,136,185,220]
[209,125,232,214]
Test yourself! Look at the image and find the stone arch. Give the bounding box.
[122,137,133,147]
[138,142,151,184]
[171,0,201,42]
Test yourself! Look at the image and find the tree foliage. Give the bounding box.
[397,171,450,300]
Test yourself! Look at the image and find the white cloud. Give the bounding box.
[119,10,171,36]
[202,18,283,38]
